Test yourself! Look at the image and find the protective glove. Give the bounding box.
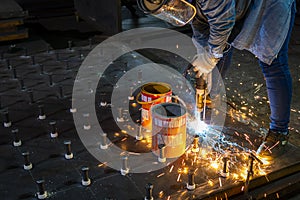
[192,53,218,78]
[191,38,219,78]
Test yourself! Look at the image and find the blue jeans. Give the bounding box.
[259,2,296,132]
[191,2,296,132]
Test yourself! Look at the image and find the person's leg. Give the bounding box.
[259,3,296,133]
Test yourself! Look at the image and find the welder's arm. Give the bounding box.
[197,0,235,58]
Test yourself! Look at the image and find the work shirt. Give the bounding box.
[194,0,296,65]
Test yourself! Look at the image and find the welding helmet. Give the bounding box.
[137,0,196,27]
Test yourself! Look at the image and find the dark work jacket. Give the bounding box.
[192,0,295,64]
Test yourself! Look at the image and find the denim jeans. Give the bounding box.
[191,1,296,132]
[259,2,296,132]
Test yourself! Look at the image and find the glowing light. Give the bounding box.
[177,174,181,182]
[131,103,137,107]
[114,132,120,137]
[208,180,214,186]
[210,161,219,170]
[169,165,174,173]
[97,162,107,167]
[240,168,248,181]
[200,148,207,157]
[177,167,189,174]
[188,119,208,134]
[232,173,239,180]
[157,173,165,178]
[159,191,164,198]
[183,167,189,174]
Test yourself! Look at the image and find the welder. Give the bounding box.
[137,0,297,158]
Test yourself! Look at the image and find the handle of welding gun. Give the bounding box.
[194,70,213,112]
[195,75,206,112]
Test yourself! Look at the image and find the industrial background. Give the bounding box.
[0,0,300,199]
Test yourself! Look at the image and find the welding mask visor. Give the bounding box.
[137,0,196,27]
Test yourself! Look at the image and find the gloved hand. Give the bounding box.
[192,53,218,78]
[191,38,219,78]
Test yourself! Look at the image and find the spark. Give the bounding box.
[114,132,120,137]
[232,173,239,180]
[183,167,189,174]
[97,162,107,167]
[177,167,189,174]
[177,174,181,182]
[239,167,248,181]
[157,173,165,178]
[264,175,270,182]
[245,137,254,147]
[131,103,137,107]
[240,106,247,110]
[208,180,214,186]
[169,165,174,173]
[158,191,164,198]
[268,141,280,151]
[129,152,141,156]
[210,161,219,170]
